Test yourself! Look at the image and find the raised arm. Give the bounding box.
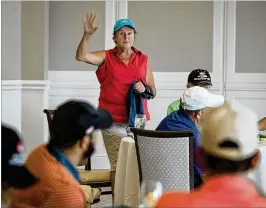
[75,12,105,66]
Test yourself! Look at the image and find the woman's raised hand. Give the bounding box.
[83,11,99,35]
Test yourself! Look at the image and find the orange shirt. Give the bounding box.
[156,175,266,208]
[10,145,86,208]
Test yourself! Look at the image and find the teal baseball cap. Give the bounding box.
[113,19,136,33]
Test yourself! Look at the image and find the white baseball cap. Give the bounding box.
[200,101,258,160]
[181,86,224,111]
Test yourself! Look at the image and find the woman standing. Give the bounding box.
[76,12,156,194]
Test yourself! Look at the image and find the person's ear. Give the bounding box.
[113,33,118,44]
[112,35,115,44]
[250,151,261,170]
[195,110,202,120]
[186,83,193,88]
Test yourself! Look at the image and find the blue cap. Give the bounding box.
[113,19,136,33]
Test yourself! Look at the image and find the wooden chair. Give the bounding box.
[43,109,112,195]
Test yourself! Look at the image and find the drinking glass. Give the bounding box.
[139,180,163,208]
[258,130,266,142]
[134,114,147,129]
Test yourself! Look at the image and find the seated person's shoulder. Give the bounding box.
[24,145,50,176]
[157,111,194,132]
[167,99,180,114]
[42,185,86,208]
[254,197,266,207]
[170,99,180,106]
[156,192,190,207]
[25,146,77,187]
[26,144,47,159]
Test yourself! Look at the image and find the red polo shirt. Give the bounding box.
[96,47,150,123]
[156,175,266,208]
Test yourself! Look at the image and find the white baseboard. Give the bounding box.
[48,70,266,169]
[48,70,266,121]
[4,72,264,169]
[21,81,49,154]
[2,80,49,155]
[2,81,22,132]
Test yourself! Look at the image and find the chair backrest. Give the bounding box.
[43,109,55,134]
[43,109,91,170]
[130,128,194,192]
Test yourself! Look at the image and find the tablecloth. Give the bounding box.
[114,137,140,207]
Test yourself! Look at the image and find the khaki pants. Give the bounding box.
[102,123,130,171]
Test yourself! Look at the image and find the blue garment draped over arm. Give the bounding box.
[126,81,153,127]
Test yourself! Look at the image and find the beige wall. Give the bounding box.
[47,1,265,73]
[1,1,46,80]
[2,1,21,80]
[235,1,266,73]
[2,1,265,75]
[48,1,213,73]
[128,1,213,72]
[49,1,105,71]
[21,1,45,80]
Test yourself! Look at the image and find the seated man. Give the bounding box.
[167,69,214,115]
[167,68,264,130]
[11,100,113,208]
[1,124,38,208]
[156,101,266,207]
[156,86,224,188]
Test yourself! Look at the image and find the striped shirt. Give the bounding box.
[10,144,86,208]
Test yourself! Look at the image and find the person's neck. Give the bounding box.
[60,148,81,167]
[189,116,200,128]
[117,46,133,56]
